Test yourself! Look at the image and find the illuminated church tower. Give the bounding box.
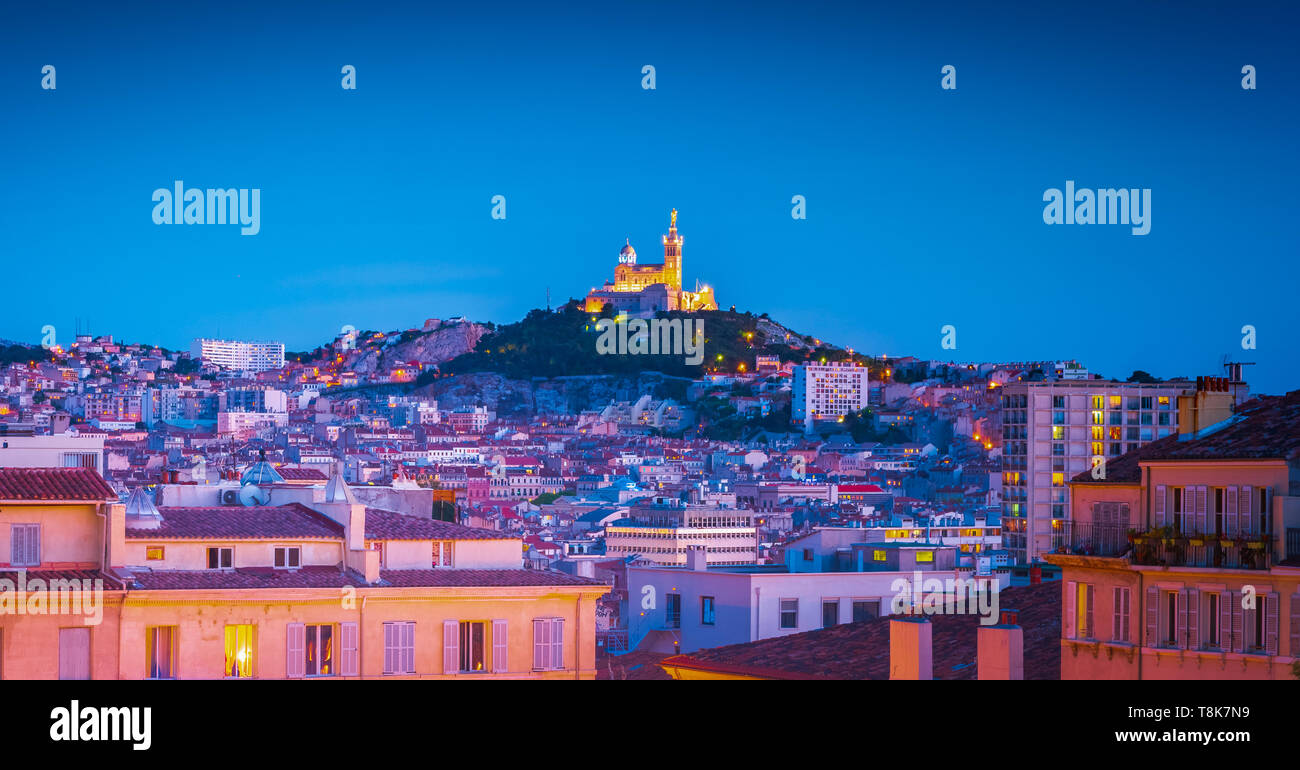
[583,209,717,315]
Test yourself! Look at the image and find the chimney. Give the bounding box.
[686,545,707,571]
[978,616,1024,680]
[1177,376,1235,438]
[1029,564,1042,585]
[889,617,933,680]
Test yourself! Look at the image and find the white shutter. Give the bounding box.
[1265,593,1279,655]
[382,623,395,674]
[1186,588,1199,650]
[1238,487,1252,534]
[1065,581,1076,639]
[1220,591,1232,650]
[286,623,305,678]
[1154,486,1167,527]
[1112,587,1125,642]
[58,627,91,680]
[1176,590,1187,649]
[550,618,564,670]
[26,526,39,567]
[401,622,415,674]
[492,619,508,673]
[533,619,548,670]
[1145,586,1158,646]
[1230,592,1243,652]
[340,622,358,677]
[1289,595,1300,659]
[1226,486,1238,535]
[10,525,24,566]
[443,619,459,674]
[1194,487,1207,534]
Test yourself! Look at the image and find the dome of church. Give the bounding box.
[619,239,636,262]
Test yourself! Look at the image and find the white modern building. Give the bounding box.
[191,338,285,372]
[0,434,106,472]
[792,361,869,431]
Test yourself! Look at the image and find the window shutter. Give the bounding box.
[1122,588,1131,641]
[1220,591,1232,651]
[1111,587,1122,642]
[382,623,395,674]
[27,526,40,567]
[1186,588,1199,651]
[1176,589,1188,649]
[1265,593,1279,656]
[1145,586,1158,646]
[10,525,24,565]
[340,622,358,677]
[286,623,305,678]
[1238,487,1252,534]
[401,622,415,674]
[58,627,91,680]
[1226,486,1238,535]
[533,619,548,670]
[1065,581,1076,639]
[1262,487,1272,535]
[442,619,458,674]
[1085,585,1095,639]
[492,619,507,674]
[1154,486,1167,527]
[550,618,564,670]
[1230,592,1243,653]
[1194,487,1207,534]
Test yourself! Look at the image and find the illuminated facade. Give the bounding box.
[583,209,718,316]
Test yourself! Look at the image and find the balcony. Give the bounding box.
[1050,522,1274,570]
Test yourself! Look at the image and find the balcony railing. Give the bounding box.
[1050,522,1274,570]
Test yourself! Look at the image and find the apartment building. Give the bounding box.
[191,338,285,373]
[1044,382,1300,679]
[999,377,1204,564]
[604,499,760,567]
[0,434,105,472]
[0,467,608,679]
[84,390,144,424]
[792,361,869,432]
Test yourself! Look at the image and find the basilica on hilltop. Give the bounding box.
[583,209,718,316]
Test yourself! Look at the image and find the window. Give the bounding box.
[207,547,233,570]
[382,621,415,675]
[1163,591,1178,647]
[665,593,681,629]
[431,540,454,567]
[822,600,839,628]
[915,550,934,563]
[852,600,880,623]
[701,596,716,625]
[273,546,301,569]
[147,626,177,679]
[145,546,164,561]
[1075,583,1094,639]
[10,524,40,567]
[458,621,486,672]
[224,624,255,678]
[532,618,564,671]
[1204,592,1220,649]
[305,624,334,676]
[1111,587,1130,643]
[59,627,91,680]
[60,452,98,470]
[873,550,887,562]
[780,599,799,629]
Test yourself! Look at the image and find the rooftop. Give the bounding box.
[0,467,117,501]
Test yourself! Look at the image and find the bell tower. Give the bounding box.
[661,208,683,291]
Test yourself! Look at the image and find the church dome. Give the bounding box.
[618,239,636,263]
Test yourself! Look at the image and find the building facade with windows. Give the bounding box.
[0,467,608,680]
[792,361,870,432]
[1044,384,1300,679]
[999,378,1203,564]
[191,338,286,373]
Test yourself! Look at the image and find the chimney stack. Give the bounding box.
[686,545,707,571]
[978,613,1024,680]
[889,617,933,680]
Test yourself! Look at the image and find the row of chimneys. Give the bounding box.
[889,609,1024,680]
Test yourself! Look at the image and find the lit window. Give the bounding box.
[224,624,255,678]
[146,626,177,679]
[873,550,887,562]
[915,551,934,563]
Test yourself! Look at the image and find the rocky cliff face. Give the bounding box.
[349,322,487,373]
[416,371,691,417]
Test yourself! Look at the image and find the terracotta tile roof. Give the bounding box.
[1072,390,1300,484]
[126,503,344,540]
[0,567,125,589]
[377,569,605,588]
[364,509,516,541]
[0,468,117,501]
[661,583,1060,680]
[277,467,328,481]
[127,565,365,590]
[597,649,673,681]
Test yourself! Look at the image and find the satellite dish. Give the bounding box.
[239,484,271,506]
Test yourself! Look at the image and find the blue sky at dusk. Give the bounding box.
[1,0,1296,392]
